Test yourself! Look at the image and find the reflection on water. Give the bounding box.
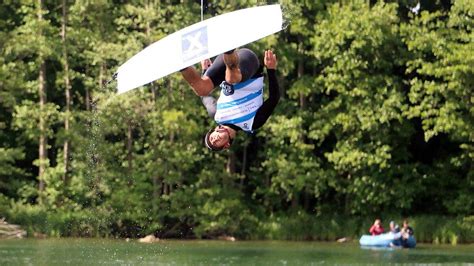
[0,239,473,265]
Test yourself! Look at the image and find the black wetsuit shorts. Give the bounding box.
[204,48,260,87]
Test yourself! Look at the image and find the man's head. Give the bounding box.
[403,219,409,228]
[204,125,233,151]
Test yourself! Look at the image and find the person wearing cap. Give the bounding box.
[180,48,280,151]
[389,221,400,233]
[389,220,402,247]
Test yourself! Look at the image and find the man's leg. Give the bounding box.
[223,49,242,84]
[231,48,260,83]
[205,48,260,86]
[180,67,214,96]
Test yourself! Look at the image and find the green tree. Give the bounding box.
[307,1,411,214]
[6,0,61,204]
[400,0,473,214]
[0,2,27,198]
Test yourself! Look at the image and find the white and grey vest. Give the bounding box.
[214,77,264,132]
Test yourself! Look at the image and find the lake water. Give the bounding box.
[0,239,473,265]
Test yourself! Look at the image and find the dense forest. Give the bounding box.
[0,0,472,243]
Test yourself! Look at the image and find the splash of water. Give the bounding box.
[279,2,294,30]
[85,97,101,195]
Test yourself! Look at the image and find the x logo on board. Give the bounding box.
[181,26,209,62]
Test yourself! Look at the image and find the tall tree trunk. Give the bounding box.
[295,37,307,210]
[61,0,71,184]
[85,87,91,111]
[150,83,158,102]
[127,121,133,174]
[37,0,47,196]
[297,37,306,109]
[303,189,310,211]
[145,3,158,102]
[162,182,169,196]
[38,63,47,193]
[146,1,160,207]
[99,63,105,89]
[291,193,299,209]
[226,151,236,174]
[240,142,248,187]
[152,171,161,210]
[164,133,175,195]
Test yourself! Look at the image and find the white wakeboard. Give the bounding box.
[116,4,283,94]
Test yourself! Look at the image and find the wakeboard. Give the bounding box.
[116,4,283,94]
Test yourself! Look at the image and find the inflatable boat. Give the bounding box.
[359,232,416,248]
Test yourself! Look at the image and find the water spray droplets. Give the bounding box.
[280,3,294,31]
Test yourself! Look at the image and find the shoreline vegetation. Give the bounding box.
[2,213,473,245]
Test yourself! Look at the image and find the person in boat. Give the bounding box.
[389,221,400,233]
[369,219,385,236]
[401,219,414,236]
[400,219,414,242]
[180,48,280,151]
[389,220,402,247]
[400,219,414,247]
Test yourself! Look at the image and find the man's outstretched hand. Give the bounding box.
[264,50,277,70]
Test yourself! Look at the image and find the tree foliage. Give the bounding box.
[0,1,472,239]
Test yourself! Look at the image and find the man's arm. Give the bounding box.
[251,50,279,130]
[252,68,280,130]
[180,67,214,96]
[199,59,218,119]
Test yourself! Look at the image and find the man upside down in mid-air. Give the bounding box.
[180,48,280,151]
